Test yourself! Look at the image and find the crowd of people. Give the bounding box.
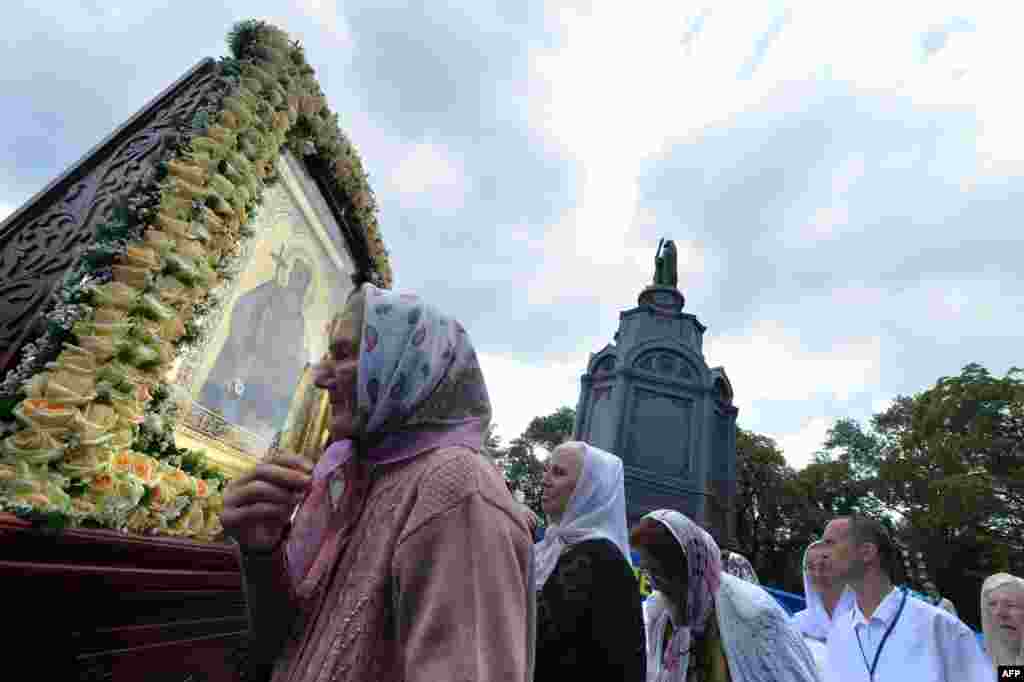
[221,283,1021,682]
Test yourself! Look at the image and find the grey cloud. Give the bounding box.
[737,8,792,80]
[330,1,582,353]
[638,77,1024,422]
[920,16,976,62]
[343,2,557,142]
[681,8,712,52]
[0,1,316,205]
[920,30,950,60]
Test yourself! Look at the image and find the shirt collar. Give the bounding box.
[853,586,902,626]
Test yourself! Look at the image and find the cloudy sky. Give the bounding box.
[3,1,1021,469]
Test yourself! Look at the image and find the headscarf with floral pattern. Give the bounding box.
[286,284,492,598]
[640,510,722,682]
[642,511,820,682]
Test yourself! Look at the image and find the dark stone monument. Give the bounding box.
[573,238,738,543]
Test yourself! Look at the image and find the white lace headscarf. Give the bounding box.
[791,541,856,642]
[716,574,823,682]
[642,511,822,682]
[981,573,1024,668]
[533,441,630,591]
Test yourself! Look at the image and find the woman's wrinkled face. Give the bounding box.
[987,584,1024,642]
[540,443,583,522]
[313,299,361,441]
[636,545,688,617]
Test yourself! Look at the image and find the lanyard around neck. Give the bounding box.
[855,588,908,682]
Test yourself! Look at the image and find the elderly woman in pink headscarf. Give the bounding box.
[533,440,646,680]
[631,510,821,682]
[222,284,535,682]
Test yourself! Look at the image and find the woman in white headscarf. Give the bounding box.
[980,572,1024,672]
[631,509,821,682]
[790,540,856,676]
[533,441,645,681]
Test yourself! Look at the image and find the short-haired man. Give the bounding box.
[821,516,991,682]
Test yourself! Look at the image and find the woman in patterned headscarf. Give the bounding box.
[533,441,646,681]
[631,510,821,682]
[223,284,535,682]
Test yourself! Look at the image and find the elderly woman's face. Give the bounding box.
[987,584,1024,641]
[806,545,832,591]
[313,301,360,440]
[541,443,583,522]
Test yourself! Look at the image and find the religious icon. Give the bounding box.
[197,244,314,442]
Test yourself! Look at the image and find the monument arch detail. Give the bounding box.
[623,339,707,385]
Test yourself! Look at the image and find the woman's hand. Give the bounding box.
[521,503,541,532]
[222,452,312,553]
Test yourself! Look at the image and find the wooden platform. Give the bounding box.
[1,513,247,681]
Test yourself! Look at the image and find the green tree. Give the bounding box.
[820,418,884,477]
[795,417,888,523]
[497,437,546,522]
[868,363,1024,627]
[481,423,502,462]
[523,406,576,451]
[733,428,814,591]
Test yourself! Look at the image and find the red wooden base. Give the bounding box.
[1,513,247,681]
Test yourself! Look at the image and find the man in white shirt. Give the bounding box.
[821,516,992,682]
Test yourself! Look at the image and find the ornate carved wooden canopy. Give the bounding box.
[0,58,380,377]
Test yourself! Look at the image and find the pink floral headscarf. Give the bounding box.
[286,284,492,599]
[645,509,722,634]
[641,510,722,682]
[642,512,821,682]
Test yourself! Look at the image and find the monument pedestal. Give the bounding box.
[574,265,738,544]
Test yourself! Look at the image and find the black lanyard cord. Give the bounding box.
[855,588,908,682]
